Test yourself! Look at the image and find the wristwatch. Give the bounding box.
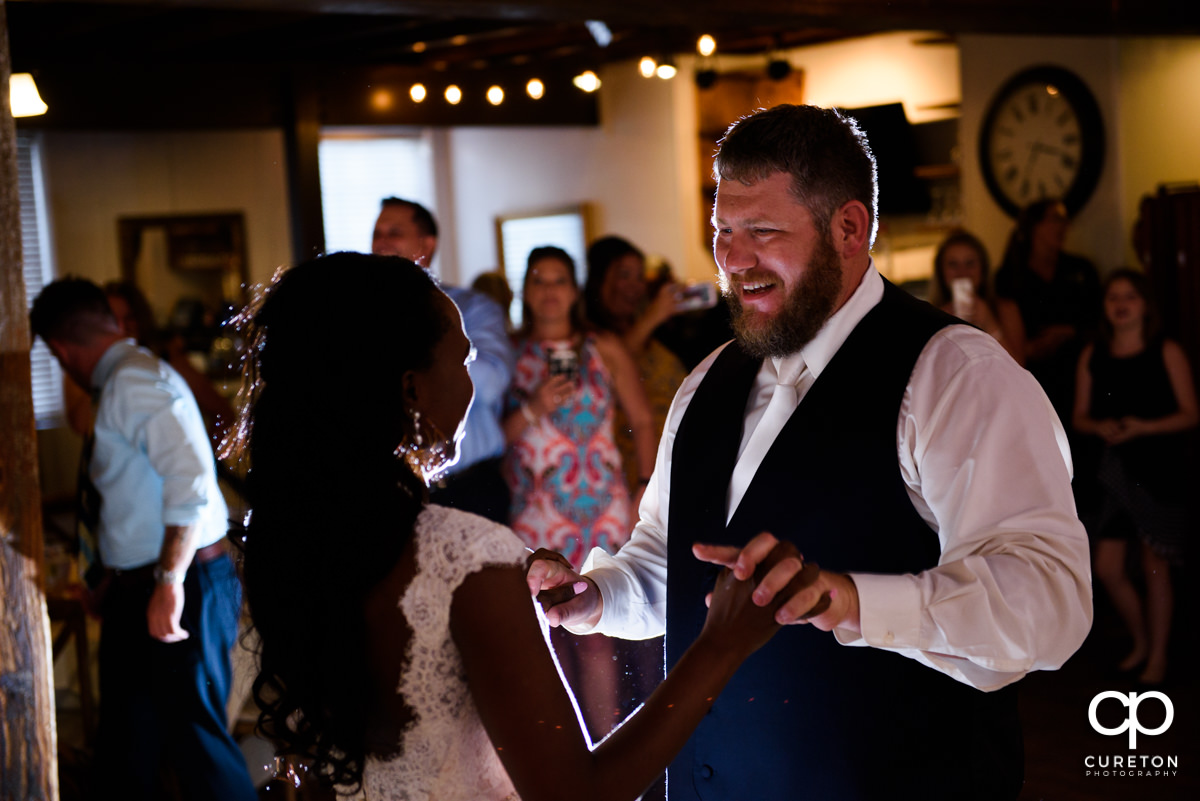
[153,565,185,586]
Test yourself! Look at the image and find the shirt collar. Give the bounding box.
[90,338,138,389]
[798,259,883,381]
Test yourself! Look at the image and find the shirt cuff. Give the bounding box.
[566,550,618,635]
[837,572,923,651]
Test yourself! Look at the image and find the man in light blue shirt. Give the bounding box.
[373,197,515,522]
[31,278,256,801]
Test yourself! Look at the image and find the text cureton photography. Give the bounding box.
[1084,690,1180,780]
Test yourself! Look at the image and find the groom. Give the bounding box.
[527,104,1092,800]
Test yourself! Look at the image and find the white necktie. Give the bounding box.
[727,355,807,522]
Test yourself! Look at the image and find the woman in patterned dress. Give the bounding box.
[502,246,657,739]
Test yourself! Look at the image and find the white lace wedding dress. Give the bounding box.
[358,504,533,801]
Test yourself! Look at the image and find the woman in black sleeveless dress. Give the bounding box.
[1073,268,1198,685]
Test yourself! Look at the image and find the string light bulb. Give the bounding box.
[409,83,427,103]
[573,71,601,92]
[639,57,657,78]
[444,84,462,104]
[656,61,677,80]
[370,89,394,111]
[526,78,545,100]
[487,85,505,105]
[697,35,717,57]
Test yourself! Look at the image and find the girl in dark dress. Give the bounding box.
[1073,268,1198,685]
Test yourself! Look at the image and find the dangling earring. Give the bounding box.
[396,407,454,485]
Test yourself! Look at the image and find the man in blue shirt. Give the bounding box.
[31,278,256,801]
[373,198,515,523]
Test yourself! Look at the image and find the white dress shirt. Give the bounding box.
[90,339,229,570]
[576,265,1093,691]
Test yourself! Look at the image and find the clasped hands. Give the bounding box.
[525,532,861,634]
[1095,416,1150,445]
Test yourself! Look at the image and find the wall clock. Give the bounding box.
[979,65,1105,218]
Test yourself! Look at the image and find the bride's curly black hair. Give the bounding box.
[225,252,451,791]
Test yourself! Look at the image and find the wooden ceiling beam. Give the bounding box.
[17,0,1199,34]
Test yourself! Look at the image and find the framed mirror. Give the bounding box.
[494,203,593,326]
[117,212,249,321]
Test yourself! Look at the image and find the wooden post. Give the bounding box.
[283,71,326,264]
[0,1,60,798]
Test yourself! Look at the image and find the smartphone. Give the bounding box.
[546,345,579,382]
[676,281,718,312]
[950,277,975,319]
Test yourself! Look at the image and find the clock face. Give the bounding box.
[979,66,1105,218]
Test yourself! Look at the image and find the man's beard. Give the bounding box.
[721,234,843,359]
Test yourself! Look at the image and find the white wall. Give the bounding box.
[445,58,712,288]
[721,31,961,124]
[43,129,293,291]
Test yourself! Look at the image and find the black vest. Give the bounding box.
[666,281,1022,801]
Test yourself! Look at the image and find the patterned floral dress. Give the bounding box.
[503,335,631,568]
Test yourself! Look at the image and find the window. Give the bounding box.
[496,205,591,327]
[317,130,436,255]
[17,130,64,429]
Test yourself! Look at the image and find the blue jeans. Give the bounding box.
[95,552,257,801]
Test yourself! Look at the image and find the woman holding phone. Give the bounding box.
[930,229,1026,365]
[502,246,657,740]
[583,235,694,495]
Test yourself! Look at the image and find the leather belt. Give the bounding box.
[192,539,227,564]
[108,538,228,585]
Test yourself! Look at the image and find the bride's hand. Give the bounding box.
[524,549,602,629]
[699,567,782,659]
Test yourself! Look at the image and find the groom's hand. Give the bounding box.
[525,549,603,629]
[694,533,860,633]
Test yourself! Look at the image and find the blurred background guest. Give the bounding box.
[106,281,236,443]
[64,281,235,446]
[584,235,689,493]
[647,256,735,373]
[995,199,1101,420]
[1073,268,1197,685]
[929,229,1025,364]
[997,199,1103,519]
[471,268,516,332]
[502,245,656,741]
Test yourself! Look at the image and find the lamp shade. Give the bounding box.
[10,73,48,117]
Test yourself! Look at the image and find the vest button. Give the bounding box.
[700,764,714,780]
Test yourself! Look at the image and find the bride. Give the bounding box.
[230,252,782,800]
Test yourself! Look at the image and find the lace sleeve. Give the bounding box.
[415,505,529,592]
[364,506,528,801]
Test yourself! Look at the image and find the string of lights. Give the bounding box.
[356,33,793,110]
